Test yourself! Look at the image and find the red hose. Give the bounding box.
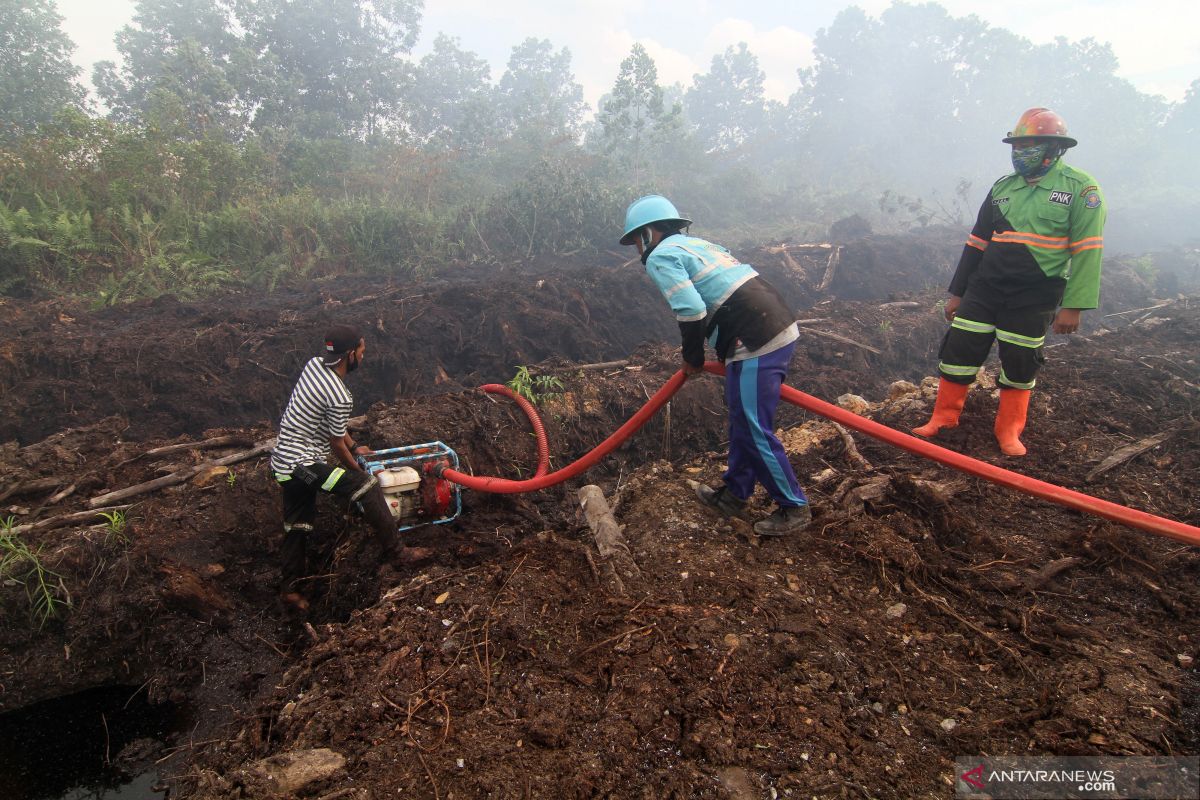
[441,371,687,493]
[442,363,1200,548]
[478,384,550,478]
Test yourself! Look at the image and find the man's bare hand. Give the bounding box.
[943,295,962,322]
[1052,308,1082,334]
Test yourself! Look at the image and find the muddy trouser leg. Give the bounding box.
[287,462,399,563]
[353,481,402,556]
[994,304,1056,390]
[937,289,1001,385]
[314,465,399,554]
[277,475,318,595]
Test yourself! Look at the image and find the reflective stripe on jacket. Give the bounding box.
[949,160,1106,309]
[645,234,757,323]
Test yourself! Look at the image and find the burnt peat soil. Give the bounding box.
[0,233,1196,799]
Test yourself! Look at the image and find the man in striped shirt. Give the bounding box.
[271,325,422,613]
[914,108,1105,457]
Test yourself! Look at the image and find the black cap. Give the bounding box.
[321,325,363,366]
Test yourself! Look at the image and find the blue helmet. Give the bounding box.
[620,195,692,245]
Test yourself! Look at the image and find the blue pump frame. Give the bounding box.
[357,441,461,532]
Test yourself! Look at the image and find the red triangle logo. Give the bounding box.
[961,765,986,789]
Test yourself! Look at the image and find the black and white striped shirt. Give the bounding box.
[270,357,353,475]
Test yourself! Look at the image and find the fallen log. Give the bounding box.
[578,484,641,595]
[0,477,62,504]
[818,245,843,291]
[547,359,630,373]
[1024,556,1083,592]
[878,301,921,309]
[765,243,834,252]
[88,440,276,508]
[139,434,256,460]
[795,326,882,355]
[45,483,78,506]
[1085,429,1177,482]
[8,504,133,536]
[833,423,873,471]
[248,359,290,379]
[1102,301,1172,318]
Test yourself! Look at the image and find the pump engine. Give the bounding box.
[357,442,461,531]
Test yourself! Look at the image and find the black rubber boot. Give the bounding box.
[753,504,813,537]
[693,483,748,520]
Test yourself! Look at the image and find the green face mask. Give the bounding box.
[1011,142,1057,179]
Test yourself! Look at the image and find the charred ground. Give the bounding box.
[0,233,1196,799]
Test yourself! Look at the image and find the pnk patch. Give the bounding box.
[1085,189,1102,209]
[1048,190,1074,206]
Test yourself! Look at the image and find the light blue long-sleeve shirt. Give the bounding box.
[644,234,757,324]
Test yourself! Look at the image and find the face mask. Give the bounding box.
[1011,142,1057,179]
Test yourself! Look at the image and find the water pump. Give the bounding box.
[357,441,461,531]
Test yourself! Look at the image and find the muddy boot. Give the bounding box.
[693,483,748,520]
[913,378,970,437]
[994,388,1031,456]
[355,482,402,559]
[355,483,435,565]
[397,546,435,564]
[753,504,813,537]
[279,591,310,616]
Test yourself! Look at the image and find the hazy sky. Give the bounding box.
[56,0,1199,109]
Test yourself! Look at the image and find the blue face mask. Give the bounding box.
[1011,142,1057,179]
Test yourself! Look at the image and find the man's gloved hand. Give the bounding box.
[682,362,703,377]
[1052,308,1081,334]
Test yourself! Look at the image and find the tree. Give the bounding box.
[242,0,422,139]
[93,0,251,136]
[407,34,495,151]
[1165,79,1200,141]
[787,1,1177,203]
[790,3,996,189]
[593,43,683,187]
[685,43,766,155]
[496,38,585,143]
[1162,78,1200,183]
[0,0,86,140]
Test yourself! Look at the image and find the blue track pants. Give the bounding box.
[722,342,808,508]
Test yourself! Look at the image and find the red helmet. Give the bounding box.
[1002,107,1077,148]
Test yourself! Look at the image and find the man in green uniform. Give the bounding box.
[914,107,1106,456]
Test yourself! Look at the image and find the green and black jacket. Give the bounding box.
[948,160,1106,309]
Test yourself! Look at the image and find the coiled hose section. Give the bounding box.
[441,364,1200,548]
[478,384,549,478]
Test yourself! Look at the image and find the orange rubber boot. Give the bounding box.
[994,388,1031,456]
[913,378,970,437]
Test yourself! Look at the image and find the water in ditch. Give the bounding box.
[0,684,187,800]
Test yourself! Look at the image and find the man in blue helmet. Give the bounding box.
[620,194,812,536]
